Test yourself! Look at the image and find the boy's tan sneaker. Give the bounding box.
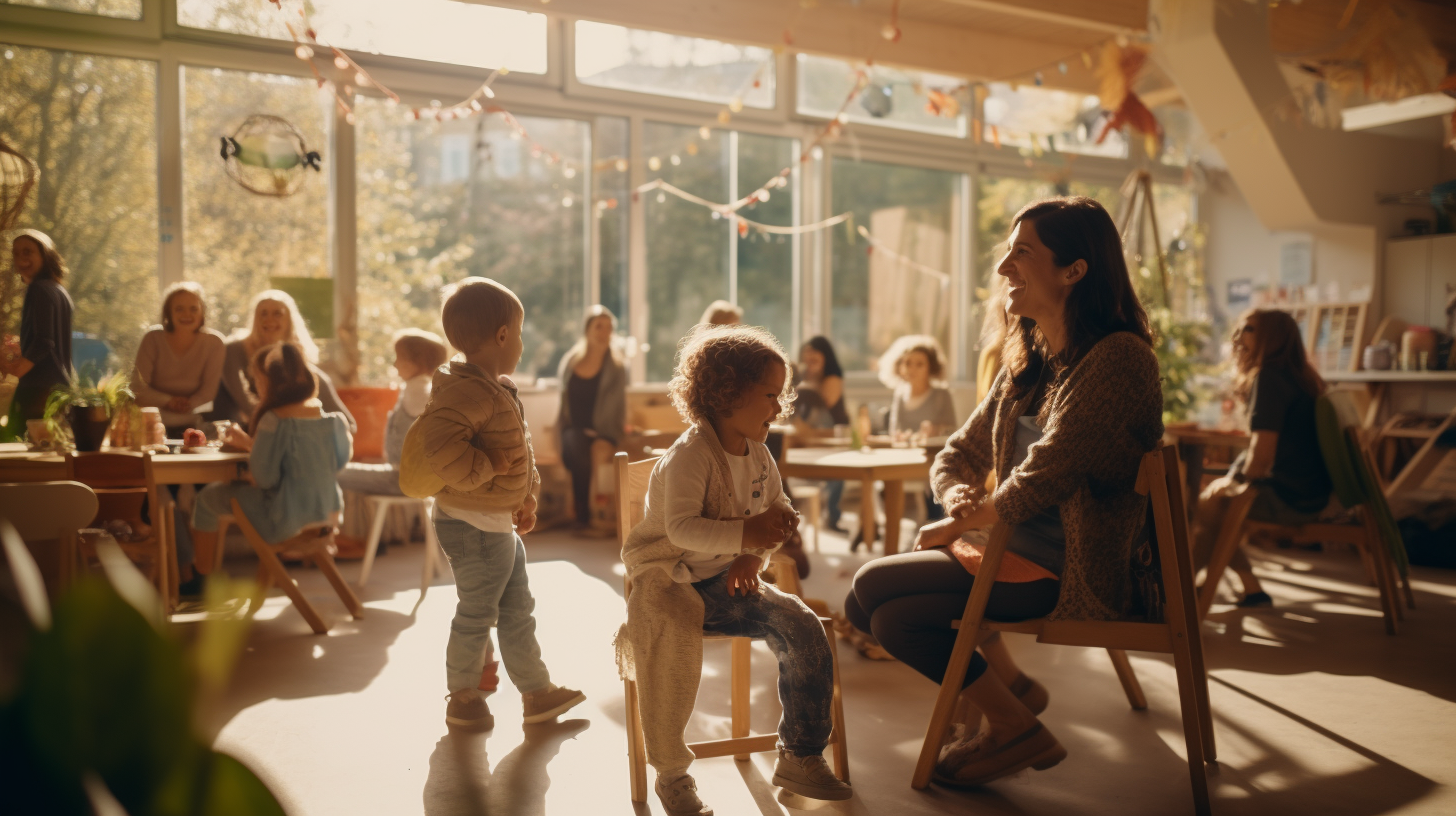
[445,690,494,731]
[771,747,852,800]
[655,773,712,816]
[521,685,586,723]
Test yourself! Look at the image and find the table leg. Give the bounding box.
[1181,443,1206,526]
[882,480,906,556]
[1362,383,1386,430]
[860,478,876,552]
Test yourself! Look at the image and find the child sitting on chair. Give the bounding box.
[620,324,852,815]
[337,328,448,495]
[191,341,353,568]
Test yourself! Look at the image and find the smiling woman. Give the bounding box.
[130,280,227,434]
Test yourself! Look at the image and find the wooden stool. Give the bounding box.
[232,499,364,635]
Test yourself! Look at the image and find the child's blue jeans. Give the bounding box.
[694,572,834,758]
[435,516,551,695]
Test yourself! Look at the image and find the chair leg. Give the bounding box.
[822,619,850,782]
[1105,649,1147,711]
[730,637,752,761]
[1362,513,1400,635]
[246,563,272,619]
[808,490,821,552]
[1169,620,1214,816]
[1198,493,1256,620]
[315,550,365,619]
[625,677,649,803]
[214,516,233,574]
[358,500,390,588]
[253,540,330,635]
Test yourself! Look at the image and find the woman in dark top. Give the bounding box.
[846,197,1163,787]
[557,305,627,527]
[1194,308,1332,607]
[793,335,851,528]
[3,230,74,430]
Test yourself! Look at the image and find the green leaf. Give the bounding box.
[193,752,288,816]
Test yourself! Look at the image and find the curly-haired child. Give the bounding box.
[619,324,852,815]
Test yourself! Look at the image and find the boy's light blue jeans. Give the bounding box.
[435,516,551,695]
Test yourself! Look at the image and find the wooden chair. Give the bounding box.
[769,432,823,551]
[356,495,444,594]
[615,452,850,804]
[913,445,1215,816]
[1198,393,1412,633]
[232,498,364,635]
[64,451,173,611]
[0,480,98,592]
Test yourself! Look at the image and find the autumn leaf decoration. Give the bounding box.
[1095,41,1162,157]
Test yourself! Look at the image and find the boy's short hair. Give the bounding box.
[440,277,524,354]
[393,328,450,372]
[669,324,794,428]
[699,299,743,326]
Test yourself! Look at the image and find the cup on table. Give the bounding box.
[211,420,233,445]
[832,424,850,441]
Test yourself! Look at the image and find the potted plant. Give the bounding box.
[43,372,133,452]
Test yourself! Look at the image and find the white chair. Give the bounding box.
[357,495,444,595]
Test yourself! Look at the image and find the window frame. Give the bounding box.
[0,1,1194,390]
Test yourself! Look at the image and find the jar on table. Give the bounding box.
[1400,326,1436,371]
[1363,340,1394,371]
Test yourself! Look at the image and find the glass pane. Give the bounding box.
[0,43,158,373]
[182,67,330,342]
[595,116,629,327]
[735,132,796,350]
[178,0,548,73]
[830,159,959,372]
[982,82,1127,159]
[797,55,966,138]
[356,100,590,384]
[642,122,730,381]
[576,21,775,109]
[2,0,140,19]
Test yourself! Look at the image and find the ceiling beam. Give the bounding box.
[485,0,1102,92]
[922,0,1147,36]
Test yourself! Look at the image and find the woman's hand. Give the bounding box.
[165,396,191,413]
[1201,475,1246,500]
[942,484,981,518]
[914,514,974,551]
[223,425,253,452]
[725,553,763,597]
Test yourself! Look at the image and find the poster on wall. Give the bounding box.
[1227,279,1252,313]
[1278,237,1314,288]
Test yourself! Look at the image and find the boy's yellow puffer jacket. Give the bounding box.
[399,361,538,515]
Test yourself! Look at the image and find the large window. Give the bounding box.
[182,67,330,343]
[594,116,630,327]
[0,43,158,370]
[576,21,775,109]
[178,0,548,73]
[2,0,140,19]
[641,123,796,380]
[356,101,590,384]
[798,55,967,138]
[830,159,960,372]
[982,82,1127,159]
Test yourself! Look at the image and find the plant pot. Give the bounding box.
[69,404,112,452]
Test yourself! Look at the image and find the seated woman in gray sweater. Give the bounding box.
[210,289,355,434]
[132,282,227,436]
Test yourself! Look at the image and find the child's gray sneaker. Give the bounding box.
[521,685,586,723]
[655,773,712,816]
[771,747,852,800]
[444,690,494,731]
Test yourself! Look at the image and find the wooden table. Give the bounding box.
[779,447,930,555]
[1162,427,1250,523]
[0,444,249,486]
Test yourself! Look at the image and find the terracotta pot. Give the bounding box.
[69,404,112,452]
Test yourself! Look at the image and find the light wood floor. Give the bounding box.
[191,523,1456,816]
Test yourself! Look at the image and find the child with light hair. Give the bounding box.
[619,324,852,815]
[878,334,958,437]
[338,328,450,495]
[399,277,584,732]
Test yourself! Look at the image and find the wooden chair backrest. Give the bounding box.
[64,451,156,527]
[1138,445,1200,626]
[615,452,661,598]
[0,481,99,541]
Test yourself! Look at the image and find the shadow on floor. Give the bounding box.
[422,719,589,816]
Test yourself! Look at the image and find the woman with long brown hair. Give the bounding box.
[1193,308,1332,607]
[2,230,74,430]
[556,305,627,527]
[845,196,1164,787]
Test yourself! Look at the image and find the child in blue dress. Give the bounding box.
[191,341,353,567]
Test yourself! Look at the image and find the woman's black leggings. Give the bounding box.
[844,549,1059,687]
[560,427,594,524]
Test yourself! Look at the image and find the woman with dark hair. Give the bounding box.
[845,197,1164,787]
[1193,308,1332,607]
[2,230,74,430]
[132,281,227,435]
[557,305,627,527]
[794,335,851,529]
